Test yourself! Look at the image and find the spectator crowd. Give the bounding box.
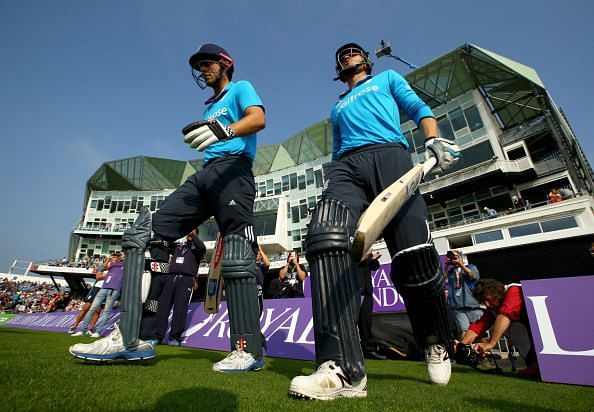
[0,278,83,314]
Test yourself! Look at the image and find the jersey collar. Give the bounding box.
[339,75,373,99]
[204,81,233,105]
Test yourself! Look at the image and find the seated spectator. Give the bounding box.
[46,291,71,312]
[483,207,497,218]
[457,279,538,378]
[559,187,574,200]
[267,251,307,298]
[548,189,562,203]
[512,195,525,210]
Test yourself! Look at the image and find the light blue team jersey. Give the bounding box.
[202,80,264,163]
[330,70,434,161]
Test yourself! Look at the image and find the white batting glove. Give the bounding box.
[182,119,234,152]
[424,137,461,174]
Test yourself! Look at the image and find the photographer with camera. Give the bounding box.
[458,279,538,377]
[445,250,482,338]
[267,251,307,298]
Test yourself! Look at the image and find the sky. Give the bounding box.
[1,0,593,272]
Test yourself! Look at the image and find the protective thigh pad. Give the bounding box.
[221,234,263,358]
[391,244,452,347]
[119,206,151,348]
[304,198,365,381]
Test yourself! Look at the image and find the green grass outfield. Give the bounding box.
[1,328,593,411]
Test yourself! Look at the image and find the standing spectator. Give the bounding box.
[357,249,385,359]
[267,251,307,298]
[73,252,125,338]
[68,259,108,334]
[155,229,206,346]
[255,245,270,314]
[445,250,482,338]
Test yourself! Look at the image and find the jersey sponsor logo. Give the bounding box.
[336,85,380,113]
[208,107,229,118]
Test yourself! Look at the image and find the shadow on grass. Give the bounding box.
[138,387,238,411]
[367,372,429,385]
[264,357,316,381]
[464,397,559,412]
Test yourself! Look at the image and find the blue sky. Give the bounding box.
[1,0,593,271]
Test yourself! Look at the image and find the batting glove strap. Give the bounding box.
[424,137,461,173]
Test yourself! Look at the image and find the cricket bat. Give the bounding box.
[351,157,437,262]
[204,232,224,314]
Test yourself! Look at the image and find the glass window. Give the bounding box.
[97,199,104,210]
[509,223,541,238]
[306,168,314,185]
[104,196,111,208]
[123,201,130,213]
[314,169,324,188]
[150,199,156,212]
[274,182,281,195]
[412,129,424,151]
[541,216,578,232]
[449,108,467,131]
[300,204,308,219]
[266,179,273,190]
[298,175,306,190]
[90,200,97,209]
[117,201,124,212]
[131,197,137,210]
[308,196,316,209]
[290,173,297,189]
[464,106,483,132]
[282,175,289,191]
[291,206,300,223]
[474,230,504,244]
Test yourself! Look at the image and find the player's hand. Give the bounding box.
[424,137,460,174]
[182,119,234,151]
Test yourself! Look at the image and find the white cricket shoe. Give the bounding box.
[289,360,367,400]
[212,349,265,373]
[71,331,84,337]
[90,332,101,338]
[69,325,155,362]
[425,344,451,385]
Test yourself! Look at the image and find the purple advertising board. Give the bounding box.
[4,298,316,361]
[522,276,594,386]
[371,263,407,313]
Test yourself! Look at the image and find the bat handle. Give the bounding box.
[422,156,437,178]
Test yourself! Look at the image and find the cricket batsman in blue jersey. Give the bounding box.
[289,43,461,400]
[70,43,267,373]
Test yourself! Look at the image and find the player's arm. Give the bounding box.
[259,245,270,268]
[183,105,265,152]
[295,264,307,282]
[279,263,289,280]
[474,314,510,355]
[229,105,265,136]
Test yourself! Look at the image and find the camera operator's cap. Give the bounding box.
[189,43,233,69]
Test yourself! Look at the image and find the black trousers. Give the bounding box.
[152,155,256,242]
[322,143,431,254]
[357,264,374,352]
[155,274,194,341]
